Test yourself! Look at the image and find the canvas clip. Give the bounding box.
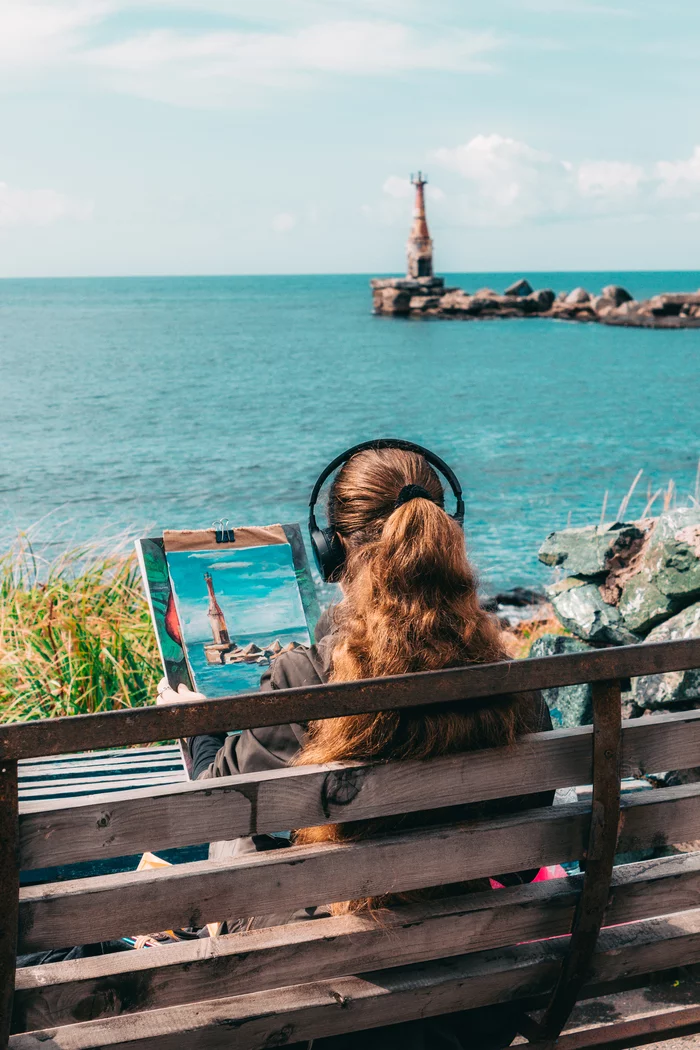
[212,518,236,544]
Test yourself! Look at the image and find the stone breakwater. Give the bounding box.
[534,507,700,740]
[370,276,700,328]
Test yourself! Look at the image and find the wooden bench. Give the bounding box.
[3,637,700,1049]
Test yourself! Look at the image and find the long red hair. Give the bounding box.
[295,448,538,912]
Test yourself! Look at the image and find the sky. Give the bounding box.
[1,0,700,276]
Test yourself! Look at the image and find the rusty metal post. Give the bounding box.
[0,759,19,1050]
[525,678,623,1046]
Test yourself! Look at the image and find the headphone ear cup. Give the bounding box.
[311,525,345,583]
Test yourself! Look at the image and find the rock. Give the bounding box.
[530,634,594,727]
[439,290,474,313]
[617,575,674,635]
[590,295,616,315]
[409,295,441,311]
[602,284,633,307]
[525,289,556,312]
[649,295,682,317]
[565,287,590,304]
[619,508,700,633]
[538,522,645,578]
[374,288,411,315]
[493,586,547,608]
[547,579,640,645]
[633,602,700,708]
[475,287,498,297]
[504,278,533,297]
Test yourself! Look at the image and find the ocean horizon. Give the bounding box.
[2,270,699,593]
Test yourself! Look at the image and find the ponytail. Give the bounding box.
[294,449,539,913]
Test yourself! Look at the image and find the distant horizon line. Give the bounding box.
[0,267,699,282]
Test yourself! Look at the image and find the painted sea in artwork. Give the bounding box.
[2,272,700,591]
[167,543,311,697]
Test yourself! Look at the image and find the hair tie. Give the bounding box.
[394,484,432,509]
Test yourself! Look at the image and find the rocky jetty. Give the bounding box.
[535,508,700,731]
[370,276,700,328]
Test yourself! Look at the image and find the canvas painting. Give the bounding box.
[167,542,312,697]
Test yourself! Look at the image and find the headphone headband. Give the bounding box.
[308,437,464,522]
[308,438,465,581]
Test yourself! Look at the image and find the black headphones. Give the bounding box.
[308,438,465,582]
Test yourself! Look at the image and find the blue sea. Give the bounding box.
[1,271,699,593]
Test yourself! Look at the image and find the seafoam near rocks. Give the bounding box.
[537,507,700,727]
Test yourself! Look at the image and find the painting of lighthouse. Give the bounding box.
[165,539,314,697]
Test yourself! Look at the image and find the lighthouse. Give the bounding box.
[204,572,230,646]
[406,172,433,279]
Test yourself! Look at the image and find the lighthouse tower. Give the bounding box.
[406,172,433,279]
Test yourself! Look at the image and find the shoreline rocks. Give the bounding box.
[370,276,700,328]
[537,507,700,727]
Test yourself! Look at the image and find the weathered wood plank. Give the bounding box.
[11,909,700,1050]
[0,759,19,1050]
[3,638,700,760]
[556,1005,700,1050]
[19,774,186,794]
[19,759,184,777]
[19,747,181,766]
[18,710,700,870]
[13,853,700,1033]
[17,784,700,953]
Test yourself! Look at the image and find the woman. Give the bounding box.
[158,443,553,1046]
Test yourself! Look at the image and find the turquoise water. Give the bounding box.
[1,271,698,592]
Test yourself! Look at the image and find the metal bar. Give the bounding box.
[554,1005,700,1049]
[2,638,699,760]
[0,760,19,1050]
[527,679,623,1045]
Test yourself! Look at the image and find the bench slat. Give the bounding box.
[4,637,700,761]
[18,710,700,870]
[17,784,700,953]
[19,747,181,766]
[12,852,700,1033]
[11,909,700,1050]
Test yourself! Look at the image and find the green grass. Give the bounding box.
[0,536,161,723]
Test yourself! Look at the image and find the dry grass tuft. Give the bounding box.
[503,609,568,660]
[0,535,161,723]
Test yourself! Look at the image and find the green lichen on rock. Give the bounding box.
[538,522,645,579]
[619,508,700,633]
[633,600,700,708]
[529,634,594,728]
[547,577,640,646]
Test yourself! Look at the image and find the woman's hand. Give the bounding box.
[155,677,206,705]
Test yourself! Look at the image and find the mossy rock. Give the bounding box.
[529,634,594,728]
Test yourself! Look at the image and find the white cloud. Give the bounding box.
[81,21,500,107]
[432,134,574,225]
[655,146,700,198]
[0,181,93,227]
[0,0,109,67]
[421,134,700,227]
[271,211,297,233]
[576,160,645,198]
